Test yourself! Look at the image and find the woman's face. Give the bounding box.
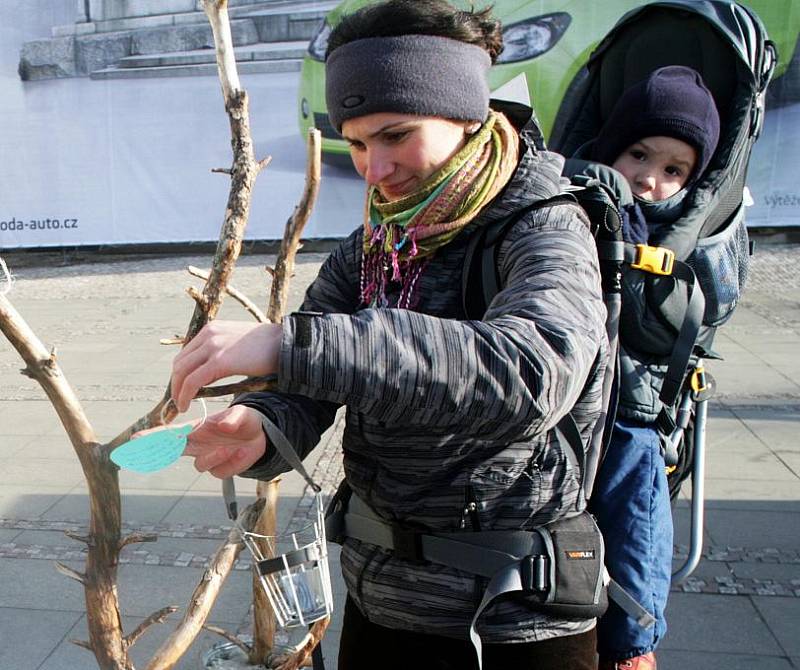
[341,113,479,201]
[612,136,697,202]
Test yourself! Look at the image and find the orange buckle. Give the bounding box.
[690,367,708,393]
[631,244,675,275]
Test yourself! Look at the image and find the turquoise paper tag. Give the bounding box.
[110,424,193,473]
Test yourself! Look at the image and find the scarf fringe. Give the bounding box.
[360,111,518,309]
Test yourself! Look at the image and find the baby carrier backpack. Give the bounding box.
[548,0,776,498]
[464,0,777,586]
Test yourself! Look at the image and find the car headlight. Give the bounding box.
[307,19,332,62]
[496,12,571,64]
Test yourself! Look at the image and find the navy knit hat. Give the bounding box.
[593,65,720,184]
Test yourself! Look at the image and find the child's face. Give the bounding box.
[612,136,697,202]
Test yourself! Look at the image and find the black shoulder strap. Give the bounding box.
[462,194,576,320]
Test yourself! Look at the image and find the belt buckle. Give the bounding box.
[631,244,675,275]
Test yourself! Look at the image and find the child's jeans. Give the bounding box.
[590,418,673,661]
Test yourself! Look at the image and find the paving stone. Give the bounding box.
[659,651,794,670]
[0,557,86,611]
[704,509,800,550]
[661,593,784,655]
[1,243,798,670]
[752,596,800,656]
[36,613,238,670]
[0,608,84,670]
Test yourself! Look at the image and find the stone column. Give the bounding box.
[75,0,89,22]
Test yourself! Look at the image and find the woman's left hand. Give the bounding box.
[183,405,268,479]
[171,321,283,412]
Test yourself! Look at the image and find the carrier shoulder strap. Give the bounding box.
[462,193,577,320]
[461,184,625,499]
[621,243,706,464]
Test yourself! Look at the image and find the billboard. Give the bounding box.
[1,0,799,250]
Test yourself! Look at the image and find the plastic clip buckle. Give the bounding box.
[391,526,423,562]
[631,244,675,275]
[690,366,708,394]
[521,554,549,593]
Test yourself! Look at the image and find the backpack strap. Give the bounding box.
[622,243,706,464]
[462,194,577,320]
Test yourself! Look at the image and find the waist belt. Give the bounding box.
[326,487,655,669]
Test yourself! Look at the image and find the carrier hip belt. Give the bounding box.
[325,489,646,669]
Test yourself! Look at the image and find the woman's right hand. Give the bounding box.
[171,321,283,413]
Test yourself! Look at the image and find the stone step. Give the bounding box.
[116,40,308,68]
[52,0,336,38]
[20,1,333,81]
[89,58,301,80]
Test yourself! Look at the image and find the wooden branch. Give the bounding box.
[145,499,265,670]
[187,286,208,309]
[113,6,271,443]
[266,128,322,324]
[195,375,277,399]
[250,480,279,663]
[119,532,159,550]
[187,266,268,323]
[56,561,87,584]
[272,617,330,670]
[202,624,252,653]
[125,606,179,649]
[70,638,94,651]
[65,530,95,547]
[159,337,186,346]
[203,0,241,101]
[0,290,129,668]
[0,295,97,452]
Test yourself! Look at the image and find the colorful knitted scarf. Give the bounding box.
[359,110,519,309]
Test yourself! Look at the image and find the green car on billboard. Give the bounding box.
[297,0,800,159]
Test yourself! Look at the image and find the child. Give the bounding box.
[575,65,721,670]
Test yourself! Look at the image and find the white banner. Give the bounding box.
[1,1,797,250]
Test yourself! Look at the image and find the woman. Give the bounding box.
[170,1,607,668]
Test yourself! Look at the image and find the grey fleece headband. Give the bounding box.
[325,34,491,132]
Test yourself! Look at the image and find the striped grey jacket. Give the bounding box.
[238,109,608,643]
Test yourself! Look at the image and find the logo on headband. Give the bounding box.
[342,95,365,109]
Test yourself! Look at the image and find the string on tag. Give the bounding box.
[159,397,208,427]
[0,257,14,296]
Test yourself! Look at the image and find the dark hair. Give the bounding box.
[326,0,503,63]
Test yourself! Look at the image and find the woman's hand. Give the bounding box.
[171,321,282,412]
[183,405,267,479]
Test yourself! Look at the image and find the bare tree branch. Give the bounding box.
[0,291,129,667]
[125,606,179,649]
[119,532,159,550]
[204,0,241,101]
[55,561,87,584]
[187,265,268,323]
[70,638,94,651]
[0,4,325,669]
[65,530,95,547]
[267,128,322,324]
[202,624,252,653]
[195,375,277,399]
[271,617,330,670]
[187,286,208,309]
[145,499,265,670]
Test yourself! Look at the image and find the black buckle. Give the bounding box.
[521,554,549,593]
[391,525,423,562]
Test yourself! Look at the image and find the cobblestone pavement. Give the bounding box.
[0,240,798,669]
